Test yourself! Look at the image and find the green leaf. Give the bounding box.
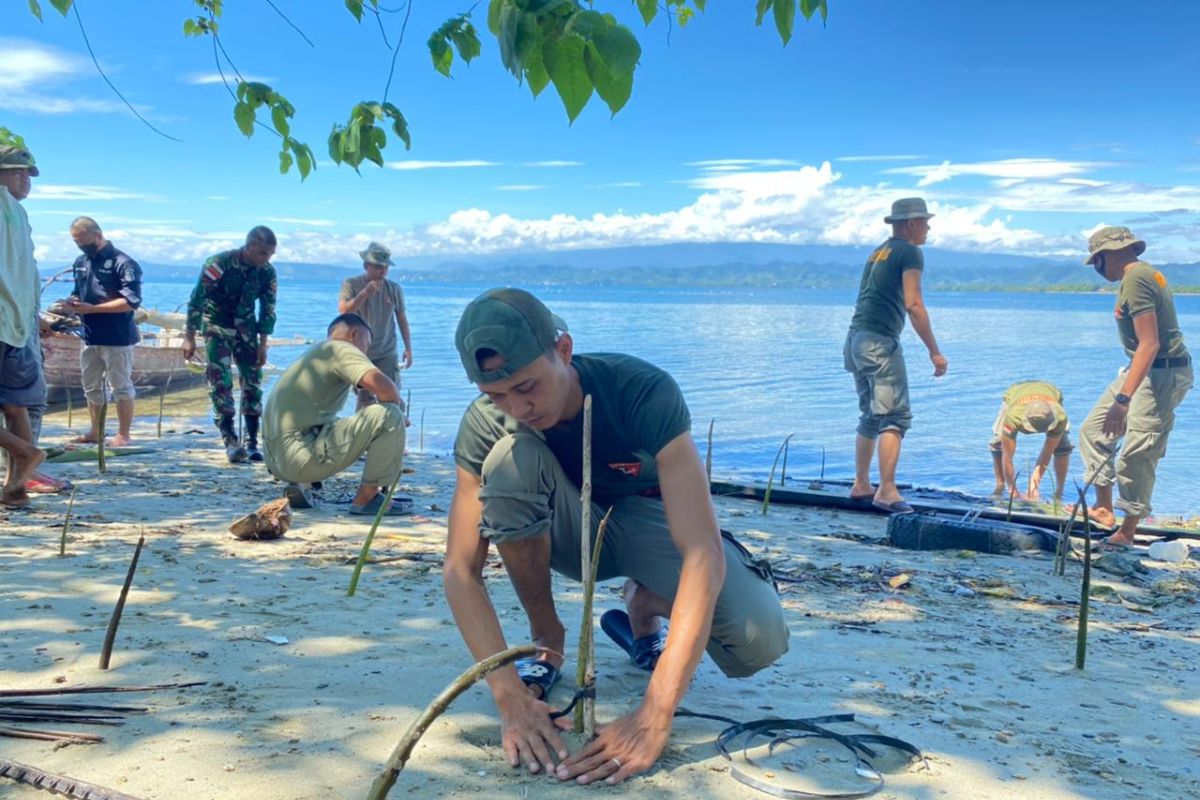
[49,0,72,15]
[584,43,632,116]
[28,0,43,23]
[363,143,385,168]
[344,0,363,22]
[233,102,255,137]
[429,37,453,76]
[278,149,293,175]
[799,0,816,18]
[565,9,606,38]
[270,104,290,137]
[242,82,272,104]
[755,0,772,26]
[345,120,361,155]
[525,44,551,97]
[498,8,539,77]
[774,0,794,45]
[294,143,314,180]
[694,0,707,10]
[487,0,503,35]
[545,33,592,124]
[635,0,656,26]
[592,23,640,75]
[183,18,201,36]
[677,7,694,26]
[327,127,345,165]
[448,23,481,63]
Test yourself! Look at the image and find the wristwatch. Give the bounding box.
[1115,393,1131,405]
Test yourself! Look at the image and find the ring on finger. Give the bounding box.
[610,757,621,771]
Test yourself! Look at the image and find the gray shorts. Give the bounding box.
[844,329,911,438]
[356,351,401,410]
[80,344,136,404]
[476,432,790,678]
[0,336,46,408]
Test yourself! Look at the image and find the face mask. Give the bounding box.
[78,242,101,257]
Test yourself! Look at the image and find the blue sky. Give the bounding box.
[6,1,1200,267]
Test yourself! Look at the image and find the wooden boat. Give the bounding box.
[711,478,1200,542]
[41,308,307,405]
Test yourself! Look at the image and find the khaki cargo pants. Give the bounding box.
[478,432,790,678]
[264,402,405,487]
[844,329,912,438]
[1078,364,1192,517]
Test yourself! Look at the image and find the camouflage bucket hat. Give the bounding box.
[0,145,39,177]
[1084,226,1145,265]
[884,197,933,223]
[455,288,568,385]
[1019,401,1060,434]
[359,241,393,266]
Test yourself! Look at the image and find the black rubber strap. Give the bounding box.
[548,686,595,720]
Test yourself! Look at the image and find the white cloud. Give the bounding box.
[264,216,337,227]
[836,154,925,162]
[594,181,643,188]
[522,160,582,167]
[0,38,133,116]
[185,73,276,86]
[685,158,798,172]
[497,185,546,192]
[887,157,1112,187]
[386,159,497,170]
[28,185,163,202]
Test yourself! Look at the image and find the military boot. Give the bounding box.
[218,415,249,464]
[244,415,264,462]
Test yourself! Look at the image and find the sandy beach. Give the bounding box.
[2,407,1199,800]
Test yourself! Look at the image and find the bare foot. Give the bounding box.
[71,433,100,444]
[1068,503,1115,528]
[623,579,666,640]
[4,447,46,496]
[849,481,876,500]
[110,434,134,447]
[1,488,30,507]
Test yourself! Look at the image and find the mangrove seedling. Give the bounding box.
[762,434,794,515]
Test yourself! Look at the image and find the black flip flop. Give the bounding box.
[872,499,915,514]
[515,657,561,699]
[600,609,668,672]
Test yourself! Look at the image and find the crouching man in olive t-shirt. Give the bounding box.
[445,288,788,786]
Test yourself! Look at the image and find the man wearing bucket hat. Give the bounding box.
[0,144,47,506]
[1076,226,1192,546]
[338,241,412,410]
[845,197,948,514]
[988,380,1072,501]
[444,288,787,785]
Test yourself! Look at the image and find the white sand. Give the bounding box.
[2,415,1199,800]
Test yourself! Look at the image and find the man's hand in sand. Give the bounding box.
[496,688,568,775]
[556,705,671,785]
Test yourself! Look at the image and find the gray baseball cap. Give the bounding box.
[455,288,568,384]
[884,197,933,223]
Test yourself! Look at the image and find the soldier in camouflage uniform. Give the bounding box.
[183,226,278,463]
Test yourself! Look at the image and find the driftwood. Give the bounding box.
[99,534,146,670]
[365,644,537,800]
[0,682,205,699]
[0,757,145,799]
[0,727,104,744]
[228,497,292,541]
[576,395,595,736]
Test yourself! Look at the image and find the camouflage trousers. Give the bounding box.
[204,333,263,422]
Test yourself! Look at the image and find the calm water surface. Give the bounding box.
[105,280,1200,517]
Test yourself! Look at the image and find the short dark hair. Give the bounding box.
[328,313,372,337]
[246,225,277,248]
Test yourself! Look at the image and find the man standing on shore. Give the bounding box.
[338,242,412,410]
[0,143,47,506]
[988,380,1072,501]
[444,288,787,784]
[844,197,947,514]
[1076,226,1192,547]
[66,216,143,447]
[183,226,278,464]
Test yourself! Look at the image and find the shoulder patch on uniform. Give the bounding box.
[202,263,224,284]
[1154,271,1168,288]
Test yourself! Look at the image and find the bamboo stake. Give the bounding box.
[96,402,108,474]
[59,487,77,557]
[1005,471,1021,522]
[1074,482,1093,670]
[780,436,791,487]
[405,389,411,426]
[365,644,537,800]
[761,434,794,515]
[820,445,826,482]
[98,532,145,670]
[0,682,205,698]
[348,479,399,597]
[705,418,714,485]
[65,383,74,428]
[156,371,173,439]
[574,395,594,736]
[418,409,425,453]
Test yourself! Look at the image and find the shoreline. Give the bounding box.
[2,413,1198,799]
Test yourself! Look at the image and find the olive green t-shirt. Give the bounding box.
[1115,261,1188,360]
[338,275,405,360]
[454,353,692,503]
[263,340,378,440]
[848,237,924,338]
[1000,380,1068,439]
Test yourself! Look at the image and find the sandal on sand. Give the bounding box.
[600,609,668,672]
[1095,538,1133,552]
[284,483,320,510]
[26,473,72,494]
[349,493,413,516]
[872,499,915,514]
[848,492,875,503]
[515,657,561,700]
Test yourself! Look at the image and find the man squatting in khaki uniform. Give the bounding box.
[262,313,410,516]
[844,198,948,514]
[988,380,1072,502]
[1076,226,1192,547]
[338,242,412,410]
[444,289,788,785]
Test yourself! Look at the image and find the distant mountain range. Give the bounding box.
[41,242,1200,292]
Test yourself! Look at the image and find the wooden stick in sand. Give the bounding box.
[96,402,108,474]
[99,532,145,670]
[59,486,77,557]
[574,395,595,736]
[1074,482,1093,670]
[761,434,794,515]
[65,381,74,428]
[418,409,425,453]
[347,478,400,597]
[0,682,205,698]
[705,417,714,485]
[366,644,537,800]
[1005,471,1021,522]
[156,371,173,439]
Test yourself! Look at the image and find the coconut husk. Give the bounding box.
[229,498,292,541]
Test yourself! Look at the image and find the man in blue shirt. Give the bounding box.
[66,216,143,446]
